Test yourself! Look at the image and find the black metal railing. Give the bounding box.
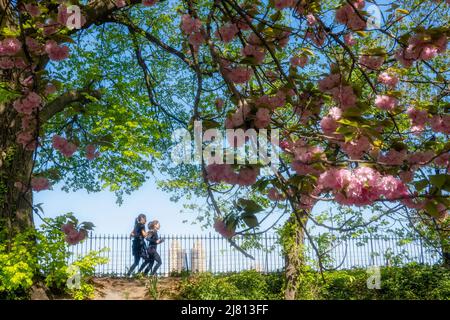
[67,233,442,277]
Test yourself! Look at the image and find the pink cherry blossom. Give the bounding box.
[399,171,414,183]
[268,188,285,201]
[335,0,367,31]
[406,107,428,127]
[341,135,371,159]
[359,55,385,70]
[395,33,448,67]
[188,31,205,50]
[242,44,265,64]
[181,14,202,35]
[13,92,42,115]
[45,40,70,61]
[16,131,37,151]
[408,150,435,165]
[61,223,76,234]
[274,0,295,10]
[378,176,409,200]
[374,95,398,111]
[318,73,342,91]
[216,23,239,43]
[434,153,450,168]
[344,33,356,46]
[25,4,41,17]
[86,145,100,160]
[306,14,317,26]
[116,0,127,7]
[305,29,326,46]
[377,149,407,166]
[329,85,357,109]
[0,57,14,69]
[377,72,399,88]
[0,38,22,56]
[430,114,450,134]
[142,0,158,6]
[320,116,339,135]
[237,167,259,186]
[52,135,78,158]
[31,177,51,192]
[290,55,308,67]
[224,66,253,84]
[213,219,235,238]
[25,37,44,55]
[254,108,271,128]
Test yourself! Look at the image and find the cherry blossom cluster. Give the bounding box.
[206,164,260,186]
[61,223,87,245]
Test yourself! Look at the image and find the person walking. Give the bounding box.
[139,220,164,276]
[126,214,147,276]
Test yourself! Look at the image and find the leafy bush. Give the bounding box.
[178,264,449,300]
[298,264,450,300]
[179,270,283,300]
[0,214,108,300]
[0,233,35,299]
[67,249,109,300]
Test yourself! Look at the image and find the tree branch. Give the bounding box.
[40,88,101,123]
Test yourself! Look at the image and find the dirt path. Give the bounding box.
[92,277,183,300]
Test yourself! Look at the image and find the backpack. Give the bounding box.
[140,240,150,259]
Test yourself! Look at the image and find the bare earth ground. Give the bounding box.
[91,277,183,300]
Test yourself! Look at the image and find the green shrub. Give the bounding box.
[179,273,242,299]
[179,270,284,300]
[298,264,450,300]
[0,214,108,300]
[0,233,35,299]
[179,264,449,300]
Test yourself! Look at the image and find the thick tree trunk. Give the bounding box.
[0,103,35,241]
[281,213,307,300]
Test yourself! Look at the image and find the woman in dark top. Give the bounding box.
[139,220,163,276]
[126,214,148,276]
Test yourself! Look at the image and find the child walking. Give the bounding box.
[139,220,163,276]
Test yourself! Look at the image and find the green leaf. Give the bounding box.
[237,198,263,214]
[242,214,259,228]
[396,9,409,15]
[414,179,428,191]
[430,174,447,188]
[424,201,440,218]
[202,119,221,130]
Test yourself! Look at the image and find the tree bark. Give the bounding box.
[282,212,308,300]
[0,104,35,241]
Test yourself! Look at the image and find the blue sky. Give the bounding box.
[33,175,333,236]
[33,177,209,235]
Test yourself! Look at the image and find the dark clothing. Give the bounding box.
[128,255,141,276]
[131,223,145,256]
[146,230,160,252]
[127,222,146,276]
[143,251,162,275]
[139,230,162,275]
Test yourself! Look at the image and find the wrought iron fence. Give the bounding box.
[67,233,442,277]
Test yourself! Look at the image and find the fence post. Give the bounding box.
[369,236,375,266]
[208,232,212,272]
[264,233,269,273]
[419,237,425,264]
